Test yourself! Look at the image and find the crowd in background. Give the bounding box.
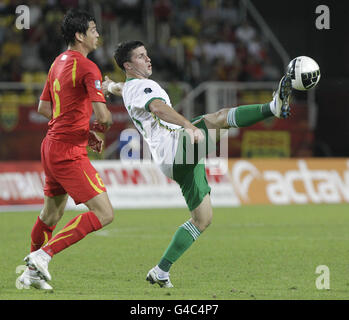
[1,0,321,160]
[151,0,281,84]
[0,0,281,85]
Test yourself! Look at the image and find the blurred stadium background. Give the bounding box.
[0,0,348,210]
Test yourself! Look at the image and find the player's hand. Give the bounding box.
[88,130,104,153]
[91,119,108,133]
[102,76,113,97]
[102,76,124,97]
[184,125,205,144]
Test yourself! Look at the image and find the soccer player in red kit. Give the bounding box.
[19,9,114,290]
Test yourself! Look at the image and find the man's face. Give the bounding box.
[81,21,99,51]
[127,46,152,78]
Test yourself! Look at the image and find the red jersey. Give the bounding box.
[40,50,106,146]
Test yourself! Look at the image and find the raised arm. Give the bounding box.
[149,99,204,144]
[148,99,191,128]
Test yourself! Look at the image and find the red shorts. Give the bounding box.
[41,137,106,204]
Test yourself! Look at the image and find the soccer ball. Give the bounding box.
[286,56,321,90]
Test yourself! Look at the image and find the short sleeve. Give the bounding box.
[82,64,106,103]
[40,78,51,101]
[133,80,166,112]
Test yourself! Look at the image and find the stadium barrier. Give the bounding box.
[228,158,349,205]
[0,159,237,211]
[0,158,348,211]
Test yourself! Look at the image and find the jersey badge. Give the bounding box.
[95,80,101,89]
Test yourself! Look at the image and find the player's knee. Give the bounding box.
[215,108,230,127]
[105,210,114,225]
[97,208,114,227]
[85,193,115,227]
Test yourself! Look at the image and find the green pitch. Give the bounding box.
[1,204,349,300]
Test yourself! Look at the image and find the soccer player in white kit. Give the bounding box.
[104,40,292,288]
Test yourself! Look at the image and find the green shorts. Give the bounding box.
[172,116,214,211]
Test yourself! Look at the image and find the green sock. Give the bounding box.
[227,103,273,127]
[158,221,201,272]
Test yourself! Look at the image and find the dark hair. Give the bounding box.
[61,9,96,46]
[114,40,145,72]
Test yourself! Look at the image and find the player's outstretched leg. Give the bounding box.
[147,195,212,288]
[203,74,292,139]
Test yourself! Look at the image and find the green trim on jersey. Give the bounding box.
[145,97,182,133]
[150,112,181,133]
[125,78,137,82]
[144,97,166,112]
[132,117,146,137]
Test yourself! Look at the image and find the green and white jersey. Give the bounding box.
[122,78,182,177]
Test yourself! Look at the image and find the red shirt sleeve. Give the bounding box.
[40,77,51,101]
[83,63,106,103]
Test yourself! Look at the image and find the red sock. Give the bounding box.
[41,211,102,257]
[31,216,56,252]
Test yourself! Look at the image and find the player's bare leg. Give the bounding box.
[189,194,213,232]
[39,194,69,227]
[84,192,114,227]
[203,108,231,142]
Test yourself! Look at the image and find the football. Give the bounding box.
[286,56,321,90]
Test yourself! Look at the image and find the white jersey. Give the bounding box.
[122,78,182,178]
